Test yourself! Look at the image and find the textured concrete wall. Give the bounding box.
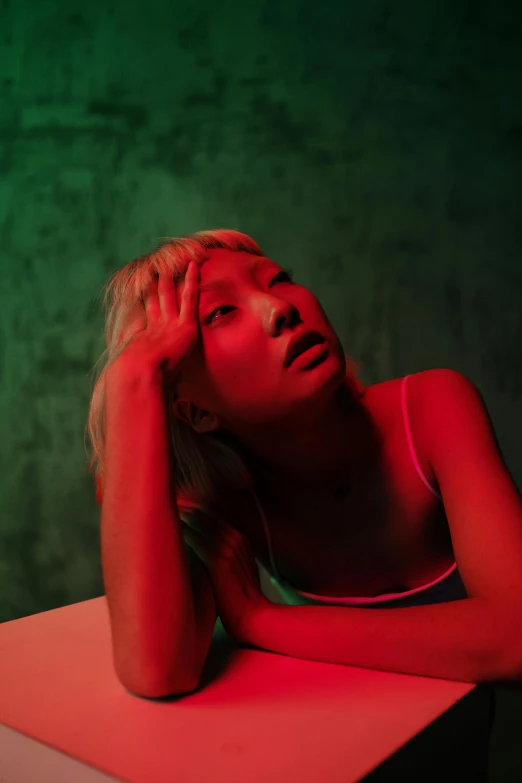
[2,0,522,775]
[2,0,522,609]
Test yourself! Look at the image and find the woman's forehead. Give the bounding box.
[197,251,277,293]
[199,247,270,269]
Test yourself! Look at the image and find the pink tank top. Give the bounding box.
[248,374,463,606]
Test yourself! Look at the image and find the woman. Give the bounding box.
[87,229,509,772]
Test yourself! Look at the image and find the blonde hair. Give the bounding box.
[84,229,365,516]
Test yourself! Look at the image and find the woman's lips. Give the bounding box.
[288,342,329,369]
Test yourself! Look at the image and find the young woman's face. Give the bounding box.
[174,248,347,432]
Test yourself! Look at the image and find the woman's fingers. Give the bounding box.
[144,276,161,322]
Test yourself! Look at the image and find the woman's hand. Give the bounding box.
[182,515,270,644]
[109,261,201,385]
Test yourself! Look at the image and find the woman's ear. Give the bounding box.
[173,399,222,433]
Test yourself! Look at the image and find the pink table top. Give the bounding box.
[0,597,476,783]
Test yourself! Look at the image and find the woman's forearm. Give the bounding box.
[101,364,198,696]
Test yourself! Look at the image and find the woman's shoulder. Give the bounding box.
[362,371,436,459]
[365,370,431,413]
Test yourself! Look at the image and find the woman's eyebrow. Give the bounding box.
[198,258,275,294]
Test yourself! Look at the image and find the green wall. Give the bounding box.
[2,0,522,617]
[1,4,522,771]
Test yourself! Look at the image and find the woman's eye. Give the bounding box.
[203,270,295,323]
[204,305,234,324]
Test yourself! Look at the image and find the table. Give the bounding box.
[0,597,494,782]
